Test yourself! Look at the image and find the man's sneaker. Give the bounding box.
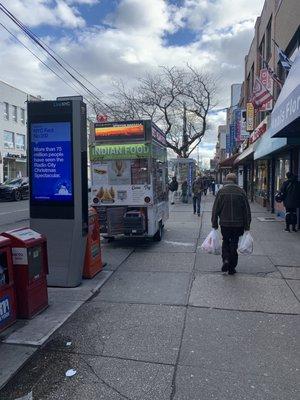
[221,261,230,272]
[292,227,298,232]
[228,267,236,275]
[197,213,200,217]
[284,228,290,232]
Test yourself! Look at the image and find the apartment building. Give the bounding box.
[0,80,39,182]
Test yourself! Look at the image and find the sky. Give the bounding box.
[0,0,265,164]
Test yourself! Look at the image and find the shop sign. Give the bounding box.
[249,120,267,144]
[271,84,300,133]
[90,143,151,161]
[246,103,254,131]
[259,69,273,111]
[229,124,235,151]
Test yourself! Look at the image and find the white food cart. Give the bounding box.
[90,120,169,241]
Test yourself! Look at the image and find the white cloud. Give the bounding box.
[0,0,85,28]
[0,0,266,159]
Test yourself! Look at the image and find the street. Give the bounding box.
[0,195,299,400]
[0,200,29,232]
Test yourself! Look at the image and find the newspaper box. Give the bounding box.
[0,236,17,332]
[2,228,48,319]
[83,208,103,278]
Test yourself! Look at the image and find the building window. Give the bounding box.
[3,131,14,149]
[266,17,272,61]
[12,105,17,122]
[20,108,25,124]
[259,35,265,67]
[15,133,25,150]
[3,102,9,120]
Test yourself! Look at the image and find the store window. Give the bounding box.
[15,133,25,150]
[131,159,150,185]
[3,102,9,120]
[12,105,17,122]
[255,161,268,199]
[20,108,25,124]
[3,131,14,149]
[275,154,290,191]
[259,35,265,68]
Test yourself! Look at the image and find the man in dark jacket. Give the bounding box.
[192,175,204,216]
[212,173,251,275]
[169,176,178,205]
[280,172,300,232]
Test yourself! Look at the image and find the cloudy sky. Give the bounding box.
[0,0,264,163]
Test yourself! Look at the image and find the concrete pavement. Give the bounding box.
[0,195,299,399]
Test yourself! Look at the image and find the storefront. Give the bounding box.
[2,154,27,182]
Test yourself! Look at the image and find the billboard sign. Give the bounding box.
[95,122,145,142]
[246,102,254,131]
[30,122,73,202]
[90,143,150,161]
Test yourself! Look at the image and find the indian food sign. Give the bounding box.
[90,143,151,161]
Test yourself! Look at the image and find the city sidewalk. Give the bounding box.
[0,195,299,399]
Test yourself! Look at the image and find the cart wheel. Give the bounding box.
[153,223,163,242]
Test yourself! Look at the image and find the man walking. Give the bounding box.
[192,175,204,216]
[211,173,251,275]
[169,176,178,205]
[280,172,300,232]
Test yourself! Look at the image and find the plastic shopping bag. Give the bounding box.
[238,231,254,255]
[201,229,221,255]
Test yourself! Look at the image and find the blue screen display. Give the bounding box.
[31,122,73,202]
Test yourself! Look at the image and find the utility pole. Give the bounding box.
[182,102,188,158]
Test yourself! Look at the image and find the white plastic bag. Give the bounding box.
[238,231,254,255]
[201,229,221,255]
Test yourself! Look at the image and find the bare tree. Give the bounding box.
[94,65,217,158]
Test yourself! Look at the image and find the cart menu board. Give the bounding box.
[91,160,152,206]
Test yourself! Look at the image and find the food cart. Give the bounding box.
[90,120,169,241]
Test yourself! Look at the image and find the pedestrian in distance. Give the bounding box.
[211,180,216,196]
[211,173,251,275]
[169,176,178,205]
[181,180,188,203]
[280,172,300,232]
[192,174,204,216]
[203,176,208,196]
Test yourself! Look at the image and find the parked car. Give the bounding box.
[0,177,29,201]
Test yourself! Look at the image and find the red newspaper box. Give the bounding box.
[0,236,17,332]
[2,228,48,319]
[83,208,104,278]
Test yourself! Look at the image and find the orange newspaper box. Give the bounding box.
[2,228,48,319]
[0,236,17,333]
[83,208,103,278]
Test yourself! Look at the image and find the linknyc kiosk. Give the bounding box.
[28,96,88,287]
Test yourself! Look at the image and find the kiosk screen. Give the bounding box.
[30,122,73,203]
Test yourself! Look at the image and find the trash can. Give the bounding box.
[83,208,103,279]
[2,228,48,319]
[0,236,17,333]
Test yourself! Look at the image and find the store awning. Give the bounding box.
[234,142,258,165]
[270,51,300,138]
[254,128,287,160]
[218,153,239,168]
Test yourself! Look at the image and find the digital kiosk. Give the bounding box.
[28,97,88,287]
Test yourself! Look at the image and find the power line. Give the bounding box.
[0,2,103,106]
[0,22,95,107]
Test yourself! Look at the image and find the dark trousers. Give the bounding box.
[221,226,244,269]
[193,194,202,214]
[286,208,297,229]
